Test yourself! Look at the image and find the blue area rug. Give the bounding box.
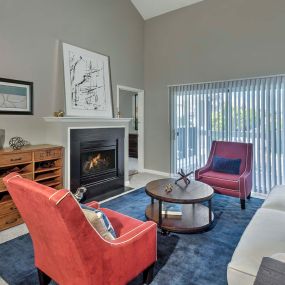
[0,188,263,285]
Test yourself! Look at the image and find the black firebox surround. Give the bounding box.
[70,128,125,201]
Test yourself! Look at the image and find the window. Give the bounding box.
[170,75,285,194]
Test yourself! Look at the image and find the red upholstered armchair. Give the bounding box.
[3,173,157,285]
[195,141,253,209]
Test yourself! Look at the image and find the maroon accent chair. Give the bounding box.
[195,141,253,209]
[3,173,157,285]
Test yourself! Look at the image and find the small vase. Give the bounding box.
[0,129,5,149]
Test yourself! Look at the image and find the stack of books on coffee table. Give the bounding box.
[162,202,182,217]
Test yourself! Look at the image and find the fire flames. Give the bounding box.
[84,153,109,173]
[89,154,103,170]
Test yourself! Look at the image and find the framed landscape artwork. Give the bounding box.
[0,78,33,115]
[62,43,113,118]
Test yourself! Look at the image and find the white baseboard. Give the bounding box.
[143,168,170,177]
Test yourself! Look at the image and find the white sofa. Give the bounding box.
[227,185,285,285]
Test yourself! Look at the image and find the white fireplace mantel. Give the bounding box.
[43,116,132,190]
[43,117,132,124]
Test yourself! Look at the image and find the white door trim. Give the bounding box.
[117,85,144,172]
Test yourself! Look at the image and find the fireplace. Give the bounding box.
[70,128,124,201]
[80,141,117,184]
[81,148,116,177]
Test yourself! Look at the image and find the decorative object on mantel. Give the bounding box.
[164,183,173,193]
[0,77,33,115]
[9,137,30,150]
[53,110,64,117]
[175,169,193,185]
[73,186,87,202]
[0,129,4,149]
[62,43,113,118]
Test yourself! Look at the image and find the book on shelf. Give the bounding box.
[161,202,182,216]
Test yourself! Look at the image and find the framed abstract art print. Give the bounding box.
[0,78,33,115]
[62,43,113,118]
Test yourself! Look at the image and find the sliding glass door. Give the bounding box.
[170,75,285,194]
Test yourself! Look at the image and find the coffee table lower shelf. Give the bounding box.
[145,202,214,233]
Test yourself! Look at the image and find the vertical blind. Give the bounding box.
[170,75,285,194]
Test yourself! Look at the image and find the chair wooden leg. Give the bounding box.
[37,268,51,285]
[240,199,245,210]
[143,263,155,285]
[247,193,251,200]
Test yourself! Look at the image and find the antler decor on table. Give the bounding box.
[175,169,193,185]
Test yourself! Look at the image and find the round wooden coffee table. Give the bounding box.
[145,178,214,233]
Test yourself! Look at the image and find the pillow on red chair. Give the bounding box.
[80,204,117,241]
[212,156,241,175]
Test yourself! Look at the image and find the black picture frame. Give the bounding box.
[0,77,33,115]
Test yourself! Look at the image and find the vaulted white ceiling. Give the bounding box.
[131,0,205,20]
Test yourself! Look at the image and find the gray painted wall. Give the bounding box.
[2,0,285,173]
[0,0,144,146]
[144,0,285,173]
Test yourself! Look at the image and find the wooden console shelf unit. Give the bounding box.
[0,144,64,231]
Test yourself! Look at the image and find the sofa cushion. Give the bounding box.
[262,185,285,212]
[227,208,285,285]
[199,170,240,190]
[212,156,242,174]
[254,257,285,285]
